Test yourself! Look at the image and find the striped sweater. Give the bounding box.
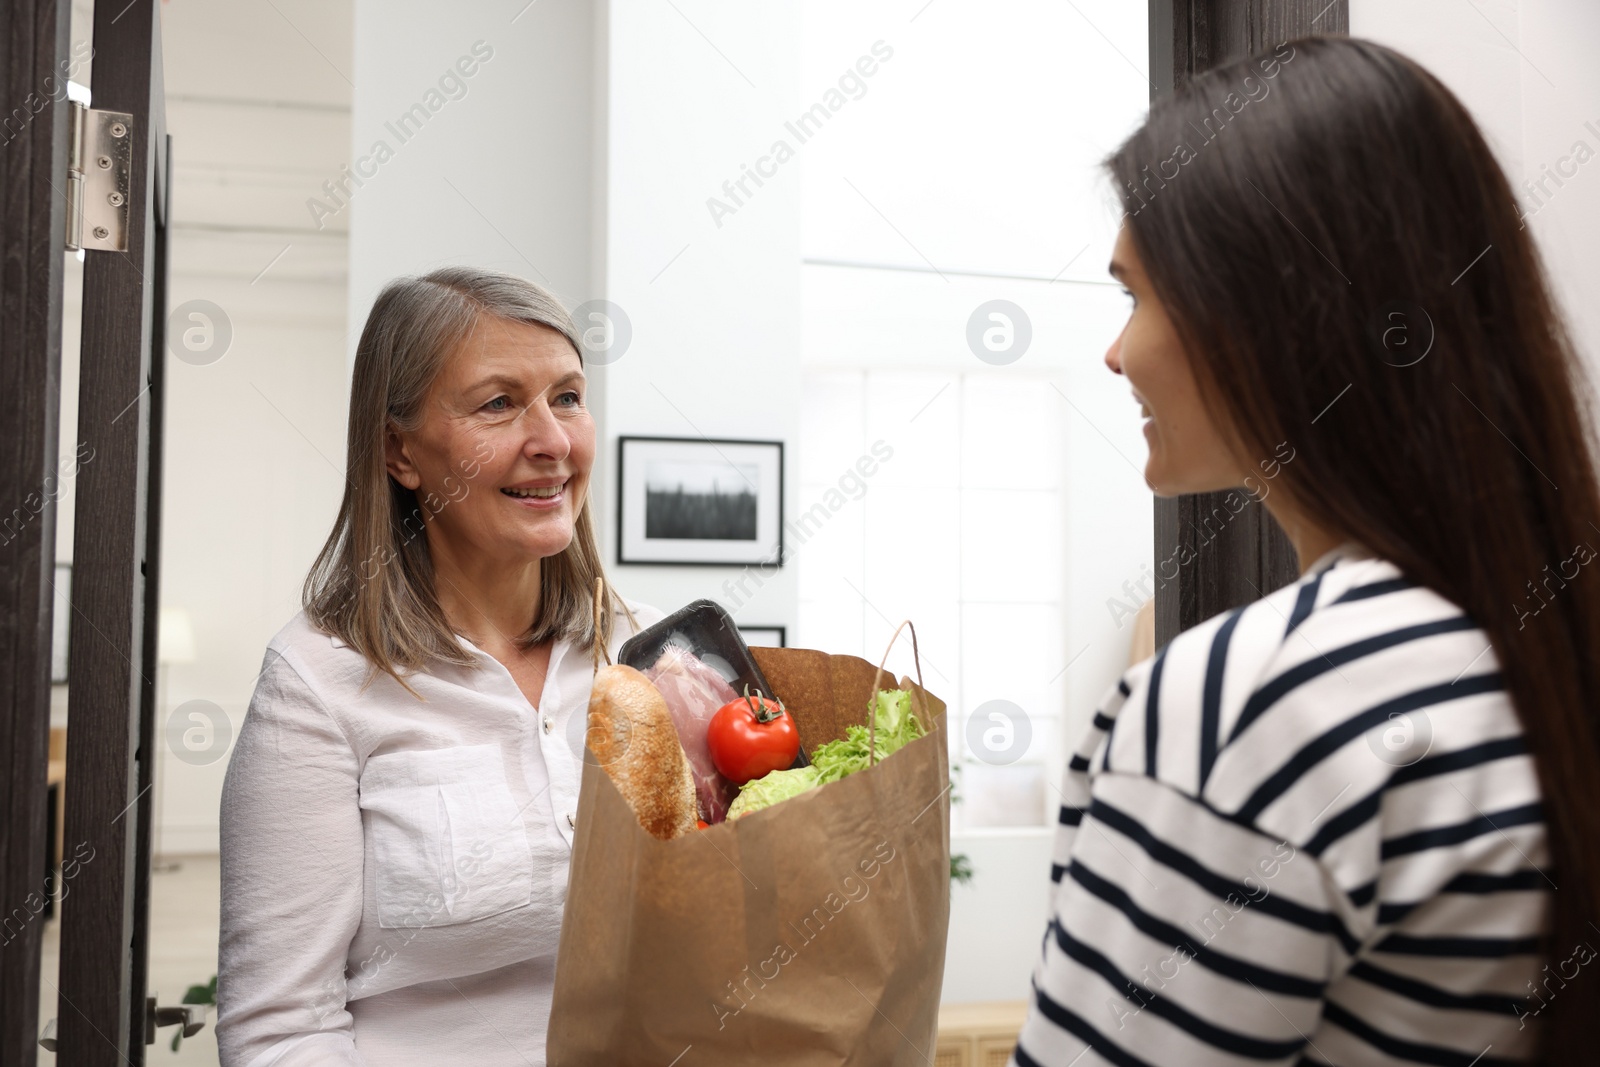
[1011,542,1554,1067]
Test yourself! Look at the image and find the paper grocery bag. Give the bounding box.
[546,641,951,1066]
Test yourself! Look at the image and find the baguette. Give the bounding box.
[586,664,699,840]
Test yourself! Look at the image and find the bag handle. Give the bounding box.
[868,619,925,767]
[592,577,613,670]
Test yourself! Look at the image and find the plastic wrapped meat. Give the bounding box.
[645,645,740,823]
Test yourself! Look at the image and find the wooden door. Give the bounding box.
[0,0,172,1061]
[1147,0,1347,644]
[57,0,170,1060]
[0,0,76,1061]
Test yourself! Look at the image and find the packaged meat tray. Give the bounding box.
[617,599,808,823]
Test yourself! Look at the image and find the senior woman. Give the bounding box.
[215,268,661,1066]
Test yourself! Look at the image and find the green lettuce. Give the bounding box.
[727,689,925,817]
[811,688,926,783]
[726,766,820,819]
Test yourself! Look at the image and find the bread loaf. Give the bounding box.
[586,664,699,840]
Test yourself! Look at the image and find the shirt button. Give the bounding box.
[542,716,553,734]
[566,812,576,829]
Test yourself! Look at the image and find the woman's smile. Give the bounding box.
[501,477,570,509]
[1106,226,1247,496]
[1134,392,1154,432]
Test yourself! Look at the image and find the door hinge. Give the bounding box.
[66,101,134,252]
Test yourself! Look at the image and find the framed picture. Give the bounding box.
[617,436,784,566]
[51,563,70,684]
[736,625,787,648]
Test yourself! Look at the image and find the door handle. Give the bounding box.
[39,1001,208,1051]
[145,994,207,1043]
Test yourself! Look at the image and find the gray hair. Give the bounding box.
[303,266,633,695]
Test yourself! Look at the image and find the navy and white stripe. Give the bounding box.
[1014,543,1550,1067]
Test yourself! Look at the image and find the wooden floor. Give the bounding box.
[35,854,221,1065]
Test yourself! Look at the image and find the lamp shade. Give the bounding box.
[158,607,197,665]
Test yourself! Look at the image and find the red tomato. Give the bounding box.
[707,689,800,785]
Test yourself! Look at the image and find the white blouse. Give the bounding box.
[216,598,665,1067]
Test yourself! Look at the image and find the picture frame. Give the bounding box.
[736,624,787,648]
[617,436,784,566]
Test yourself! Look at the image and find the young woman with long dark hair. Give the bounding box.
[1013,36,1600,1066]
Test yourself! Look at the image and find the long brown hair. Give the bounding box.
[1108,36,1600,1059]
[303,266,635,695]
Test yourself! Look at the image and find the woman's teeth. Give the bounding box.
[503,484,563,498]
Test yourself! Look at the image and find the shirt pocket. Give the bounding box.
[358,743,535,929]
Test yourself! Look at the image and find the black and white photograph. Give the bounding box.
[617,437,783,565]
[644,459,759,541]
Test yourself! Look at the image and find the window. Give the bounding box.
[796,367,1069,829]
[795,0,1153,835]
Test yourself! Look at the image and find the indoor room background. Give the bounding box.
[34,0,1600,1062]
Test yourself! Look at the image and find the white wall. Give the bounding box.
[596,0,802,626]
[1350,0,1600,375]
[1517,0,1600,370]
[345,0,602,338]
[342,0,802,630]
[83,0,357,855]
